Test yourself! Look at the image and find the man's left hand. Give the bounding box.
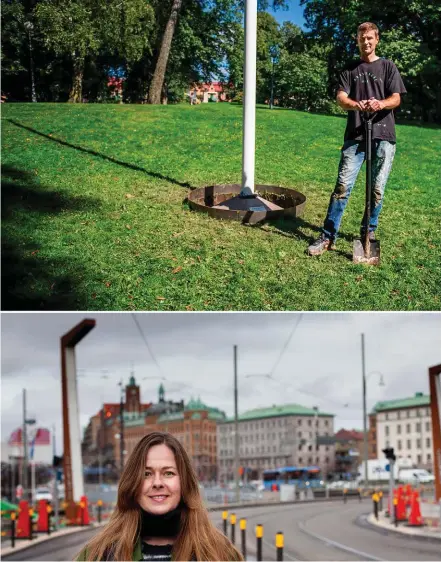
[366,97,385,112]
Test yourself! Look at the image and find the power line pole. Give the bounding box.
[362,334,369,488]
[234,345,240,503]
[119,380,125,475]
[52,425,59,531]
[22,389,28,501]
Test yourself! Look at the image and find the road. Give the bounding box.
[3,500,440,561]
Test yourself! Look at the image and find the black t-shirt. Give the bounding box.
[141,542,173,561]
[338,58,406,142]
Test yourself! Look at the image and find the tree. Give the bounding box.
[35,0,154,103]
[35,0,100,102]
[148,0,183,104]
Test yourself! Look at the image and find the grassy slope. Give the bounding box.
[2,103,440,311]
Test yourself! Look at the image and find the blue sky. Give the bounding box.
[267,1,307,30]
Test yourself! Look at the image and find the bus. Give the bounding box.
[262,466,324,490]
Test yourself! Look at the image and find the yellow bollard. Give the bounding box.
[256,524,263,561]
[240,518,247,559]
[276,531,284,561]
[230,513,236,545]
[222,510,228,535]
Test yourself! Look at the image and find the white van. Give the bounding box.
[398,469,435,484]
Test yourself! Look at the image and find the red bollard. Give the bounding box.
[80,496,90,525]
[16,500,30,538]
[37,500,49,533]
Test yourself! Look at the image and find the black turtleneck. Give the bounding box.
[140,503,182,540]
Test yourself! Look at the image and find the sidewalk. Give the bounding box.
[367,511,441,540]
[1,522,105,558]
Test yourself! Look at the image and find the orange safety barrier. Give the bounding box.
[396,490,407,521]
[408,490,424,526]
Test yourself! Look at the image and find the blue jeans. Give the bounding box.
[322,139,396,240]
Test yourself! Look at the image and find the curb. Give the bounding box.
[1,522,105,559]
[365,512,441,543]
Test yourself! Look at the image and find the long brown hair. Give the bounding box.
[77,431,243,561]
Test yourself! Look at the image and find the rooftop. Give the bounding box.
[224,403,334,422]
[371,392,430,413]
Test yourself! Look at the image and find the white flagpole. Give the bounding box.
[240,0,257,197]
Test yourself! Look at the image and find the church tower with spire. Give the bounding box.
[158,383,165,403]
[126,369,141,413]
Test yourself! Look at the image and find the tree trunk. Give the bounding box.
[69,55,84,103]
[148,0,183,104]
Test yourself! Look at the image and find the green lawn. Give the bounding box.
[2,102,440,311]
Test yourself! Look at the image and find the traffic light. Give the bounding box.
[382,447,396,461]
[53,455,63,467]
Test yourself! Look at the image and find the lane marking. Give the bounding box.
[298,521,383,561]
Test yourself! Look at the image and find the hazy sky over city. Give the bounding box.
[2,312,440,455]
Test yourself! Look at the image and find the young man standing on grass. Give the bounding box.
[308,22,406,256]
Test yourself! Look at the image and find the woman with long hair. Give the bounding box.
[76,431,243,561]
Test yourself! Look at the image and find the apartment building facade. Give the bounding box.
[217,403,335,482]
[370,392,433,470]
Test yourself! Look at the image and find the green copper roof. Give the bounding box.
[129,375,136,386]
[224,403,334,422]
[372,393,430,413]
[185,396,207,411]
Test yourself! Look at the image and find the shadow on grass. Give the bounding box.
[2,165,100,310]
[7,119,194,190]
[257,215,354,261]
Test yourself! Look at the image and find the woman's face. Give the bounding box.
[138,444,181,515]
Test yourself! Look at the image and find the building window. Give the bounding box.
[407,411,410,418]
[299,457,302,464]
[308,445,312,451]
[385,425,389,436]
[407,439,411,449]
[426,421,431,432]
[397,411,401,420]
[406,423,411,433]
[385,413,389,420]
[417,454,422,464]
[325,420,329,427]
[426,437,431,448]
[308,420,312,426]
[416,438,421,448]
[427,453,431,461]
[416,422,421,432]
[397,440,402,450]
[298,445,302,451]
[298,419,302,426]
[397,424,401,435]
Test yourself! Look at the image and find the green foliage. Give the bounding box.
[277,51,328,112]
[300,0,441,122]
[36,0,100,59]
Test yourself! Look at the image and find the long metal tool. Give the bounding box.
[353,112,381,265]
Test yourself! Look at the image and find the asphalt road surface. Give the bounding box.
[3,500,440,561]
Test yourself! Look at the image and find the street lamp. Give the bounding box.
[269,44,280,110]
[118,380,125,475]
[23,20,37,102]
[361,333,386,487]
